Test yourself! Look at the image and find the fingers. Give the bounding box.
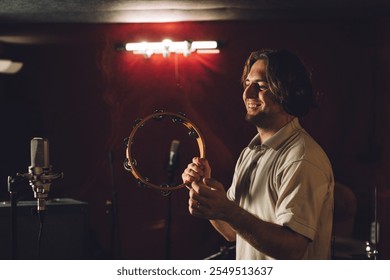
[190,180,215,198]
[181,157,210,184]
[193,157,211,179]
[189,179,225,211]
[182,163,203,184]
[188,189,209,216]
[188,189,200,214]
[187,179,228,220]
[203,177,225,192]
[190,177,225,197]
[188,196,202,211]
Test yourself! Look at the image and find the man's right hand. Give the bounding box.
[182,157,211,185]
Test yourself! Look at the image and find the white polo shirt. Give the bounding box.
[227,118,334,259]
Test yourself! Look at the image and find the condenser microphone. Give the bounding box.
[17,137,63,212]
[29,137,61,212]
[30,137,50,173]
[168,140,180,169]
[167,140,180,184]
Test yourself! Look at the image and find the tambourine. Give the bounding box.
[124,110,206,191]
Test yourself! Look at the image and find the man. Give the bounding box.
[182,49,334,260]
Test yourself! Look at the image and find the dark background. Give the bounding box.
[0,5,389,259]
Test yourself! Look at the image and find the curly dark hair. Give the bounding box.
[241,49,316,117]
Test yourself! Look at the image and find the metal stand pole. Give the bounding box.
[164,156,177,260]
[108,150,121,259]
[7,176,21,260]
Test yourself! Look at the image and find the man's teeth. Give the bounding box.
[248,103,259,109]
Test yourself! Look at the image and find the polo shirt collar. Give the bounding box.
[248,118,302,151]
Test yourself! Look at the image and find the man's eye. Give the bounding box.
[244,83,268,91]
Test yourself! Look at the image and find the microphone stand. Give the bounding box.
[366,185,379,259]
[164,162,178,260]
[8,138,62,259]
[164,177,173,260]
[108,150,121,259]
[164,140,180,259]
[7,176,22,260]
[204,245,236,260]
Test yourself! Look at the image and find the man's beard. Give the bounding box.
[245,110,275,129]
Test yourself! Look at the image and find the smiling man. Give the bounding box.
[182,49,334,260]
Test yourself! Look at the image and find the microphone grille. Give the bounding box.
[30,137,50,168]
[170,139,180,152]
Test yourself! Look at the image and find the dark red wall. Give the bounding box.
[1,18,389,259]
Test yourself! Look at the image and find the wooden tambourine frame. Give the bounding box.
[124,111,206,191]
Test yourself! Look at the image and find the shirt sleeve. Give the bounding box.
[275,159,332,240]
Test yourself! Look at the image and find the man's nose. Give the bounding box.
[243,83,258,99]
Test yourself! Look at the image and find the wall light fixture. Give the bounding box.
[121,39,219,58]
[0,59,23,74]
